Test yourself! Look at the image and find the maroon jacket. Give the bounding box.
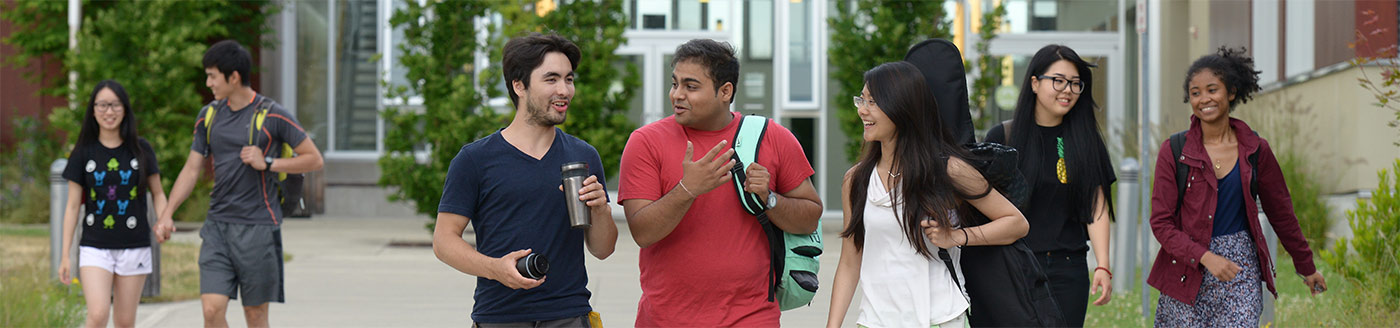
[1147,117,1317,305]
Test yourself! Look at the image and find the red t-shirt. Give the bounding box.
[619,113,814,327]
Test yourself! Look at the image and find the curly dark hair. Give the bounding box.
[1181,46,1262,109]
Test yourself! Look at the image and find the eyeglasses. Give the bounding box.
[1036,75,1086,94]
[94,102,123,113]
[852,96,876,109]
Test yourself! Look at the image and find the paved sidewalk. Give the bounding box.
[133,212,858,327]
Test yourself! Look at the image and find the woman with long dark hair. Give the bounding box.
[1148,47,1325,327]
[983,44,1118,326]
[826,62,1029,328]
[58,80,169,328]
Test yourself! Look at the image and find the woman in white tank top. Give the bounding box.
[826,62,1030,328]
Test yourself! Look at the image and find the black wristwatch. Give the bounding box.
[263,156,275,172]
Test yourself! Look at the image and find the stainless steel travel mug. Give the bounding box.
[561,162,591,229]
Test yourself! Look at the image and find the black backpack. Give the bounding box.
[905,39,1064,327]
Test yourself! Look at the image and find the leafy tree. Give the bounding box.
[967,3,1007,130]
[380,0,502,227]
[2,0,275,222]
[828,0,952,161]
[380,0,638,227]
[0,0,68,92]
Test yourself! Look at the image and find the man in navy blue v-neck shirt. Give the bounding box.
[433,33,619,327]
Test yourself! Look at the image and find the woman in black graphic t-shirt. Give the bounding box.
[59,80,168,328]
[984,45,1118,327]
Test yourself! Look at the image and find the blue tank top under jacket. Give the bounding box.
[1212,162,1248,237]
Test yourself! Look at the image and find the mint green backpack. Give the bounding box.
[729,115,822,311]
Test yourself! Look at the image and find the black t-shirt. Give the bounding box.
[986,123,1116,253]
[62,138,160,249]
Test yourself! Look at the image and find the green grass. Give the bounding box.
[1,228,86,327]
[0,226,49,237]
[1085,256,1399,327]
[140,240,201,303]
[0,225,209,325]
[1084,267,1156,327]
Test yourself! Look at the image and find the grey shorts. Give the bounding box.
[199,220,285,306]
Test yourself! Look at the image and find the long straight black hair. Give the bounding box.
[73,80,149,192]
[842,62,990,259]
[1007,45,1115,223]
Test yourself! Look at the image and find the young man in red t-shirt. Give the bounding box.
[617,39,824,327]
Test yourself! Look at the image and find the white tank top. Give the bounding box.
[856,170,969,328]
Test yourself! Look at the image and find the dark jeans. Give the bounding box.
[1036,250,1089,327]
[473,315,590,328]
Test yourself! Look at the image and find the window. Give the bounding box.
[296,0,330,151]
[1005,0,1119,33]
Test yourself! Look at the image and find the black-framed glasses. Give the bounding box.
[94,102,123,113]
[853,95,875,109]
[1036,75,1086,94]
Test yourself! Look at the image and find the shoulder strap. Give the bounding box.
[247,97,270,146]
[202,102,218,147]
[937,248,969,309]
[732,115,771,216]
[729,114,782,303]
[1001,120,1012,142]
[1171,130,1261,204]
[1247,130,1260,200]
[1170,131,1188,208]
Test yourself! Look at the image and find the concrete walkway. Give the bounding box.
[133,214,859,327]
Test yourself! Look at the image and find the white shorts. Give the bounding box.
[79,246,153,276]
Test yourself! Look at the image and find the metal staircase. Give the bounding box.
[336,0,379,151]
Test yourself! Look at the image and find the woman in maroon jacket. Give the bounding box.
[1147,47,1327,327]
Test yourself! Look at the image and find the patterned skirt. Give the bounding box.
[1154,230,1263,327]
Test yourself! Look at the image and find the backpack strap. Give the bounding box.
[1172,129,1262,208]
[728,114,782,303]
[938,248,964,292]
[202,99,227,149]
[732,115,771,216]
[1246,130,1260,201]
[247,96,270,146]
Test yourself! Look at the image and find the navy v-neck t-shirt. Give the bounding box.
[437,128,608,323]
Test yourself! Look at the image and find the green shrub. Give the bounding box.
[0,117,64,224]
[380,0,638,231]
[379,0,504,229]
[1275,152,1332,251]
[1319,159,1400,310]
